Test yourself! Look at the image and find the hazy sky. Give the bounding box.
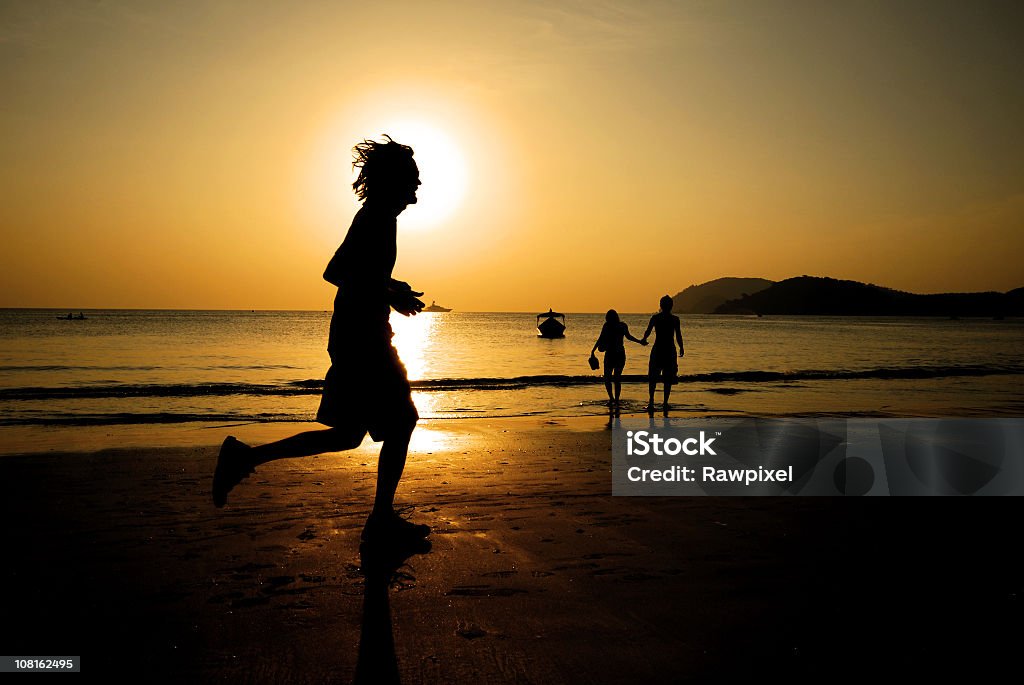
[2,0,1022,310]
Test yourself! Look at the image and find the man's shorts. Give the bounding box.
[316,339,419,442]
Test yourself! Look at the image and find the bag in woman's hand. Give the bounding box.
[588,354,600,370]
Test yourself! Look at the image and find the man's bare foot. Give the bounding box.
[212,436,255,508]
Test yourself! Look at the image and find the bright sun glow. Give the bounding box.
[375,120,468,231]
[304,100,479,242]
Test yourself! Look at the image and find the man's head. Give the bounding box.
[659,295,673,312]
[352,134,420,210]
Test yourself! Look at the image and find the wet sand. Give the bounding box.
[2,416,1021,682]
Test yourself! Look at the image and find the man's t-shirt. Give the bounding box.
[323,204,397,355]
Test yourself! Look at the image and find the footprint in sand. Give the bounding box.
[550,562,599,571]
[582,552,635,560]
[264,575,296,588]
[207,591,245,604]
[256,544,289,553]
[230,595,271,608]
[446,585,528,597]
[480,570,518,578]
[456,621,488,639]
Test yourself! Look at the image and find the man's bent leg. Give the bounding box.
[248,427,364,467]
[214,426,365,507]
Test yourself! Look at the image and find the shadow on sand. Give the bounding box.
[353,536,432,685]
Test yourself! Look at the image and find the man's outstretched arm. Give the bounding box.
[641,317,655,342]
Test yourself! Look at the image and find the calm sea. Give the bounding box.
[1,310,1022,428]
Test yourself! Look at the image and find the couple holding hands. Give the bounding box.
[590,295,684,414]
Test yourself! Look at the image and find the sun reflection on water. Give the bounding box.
[389,311,440,382]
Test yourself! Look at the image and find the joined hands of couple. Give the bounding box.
[389,279,426,316]
[638,336,685,357]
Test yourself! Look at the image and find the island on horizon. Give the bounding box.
[668,275,1022,318]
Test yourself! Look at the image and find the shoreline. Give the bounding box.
[4,400,1024,457]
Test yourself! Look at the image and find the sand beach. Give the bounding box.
[3,415,1021,682]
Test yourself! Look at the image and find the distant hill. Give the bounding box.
[672,277,774,314]
[714,276,1024,317]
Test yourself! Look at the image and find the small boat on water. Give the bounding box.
[57,312,87,320]
[423,300,453,312]
[536,309,566,338]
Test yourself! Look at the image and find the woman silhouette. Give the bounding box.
[590,309,646,410]
[213,135,429,542]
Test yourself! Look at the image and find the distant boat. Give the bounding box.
[423,300,452,313]
[57,312,87,320]
[536,309,566,338]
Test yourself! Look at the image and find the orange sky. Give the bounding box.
[2,1,1023,311]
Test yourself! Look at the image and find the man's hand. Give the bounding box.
[388,278,424,316]
[679,350,685,357]
[392,289,425,316]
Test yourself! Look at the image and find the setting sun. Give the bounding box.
[376,120,468,231]
[302,103,476,246]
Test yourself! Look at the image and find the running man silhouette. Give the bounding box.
[213,135,429,542]
[641,295,685,413]
[590,309,646,411]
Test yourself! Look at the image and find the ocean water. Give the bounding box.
[0,309,1022,428]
